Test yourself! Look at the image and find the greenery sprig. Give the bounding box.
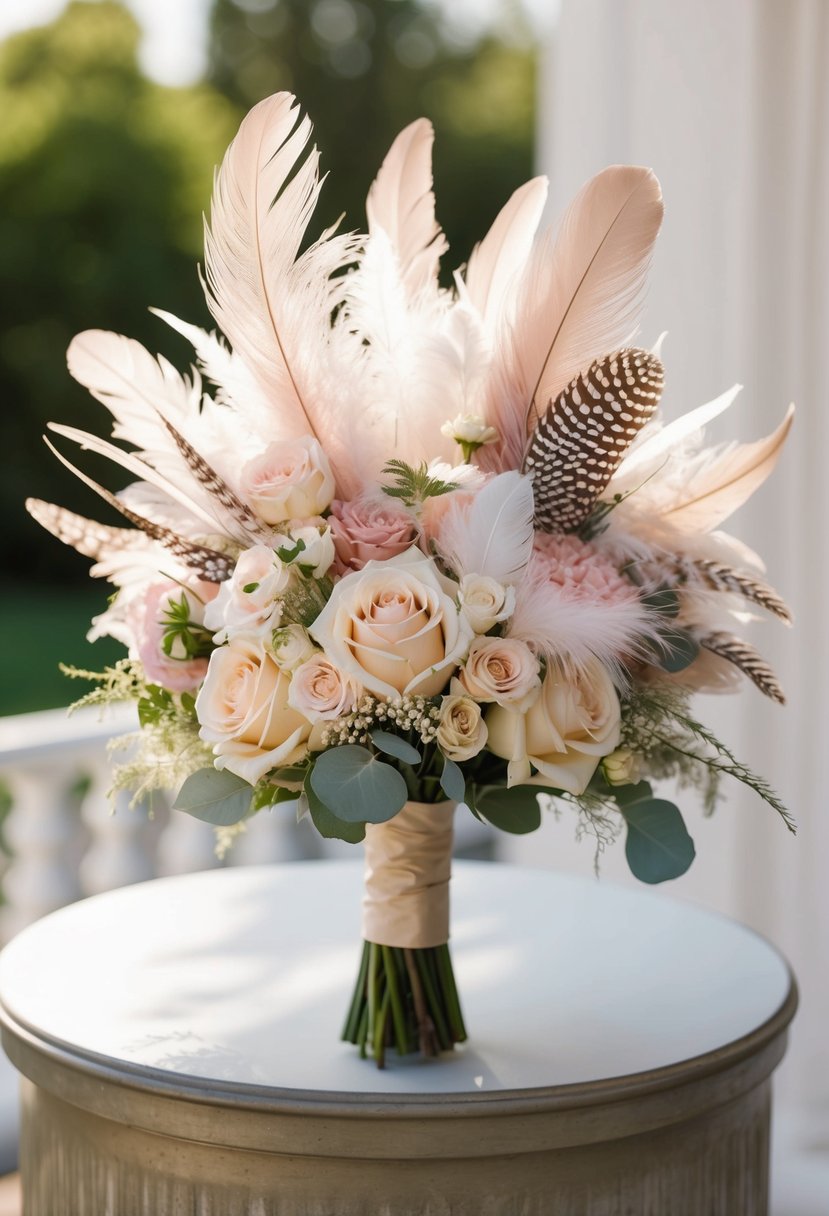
[381,460,458,509]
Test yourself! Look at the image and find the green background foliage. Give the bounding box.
[0,0,536,714]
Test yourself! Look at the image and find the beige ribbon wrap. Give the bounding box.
[361,801,455,949]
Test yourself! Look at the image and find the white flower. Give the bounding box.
[602,748,642,787]
[204,544,290,643]
[440,414,499,449]
[241,436,335,524]
[289,524,335,579]
[195,639,312,784]
[309,548,474,699]
[459,636,541,711]
[288,655,361,722]
[458,574,515,634]
[270,623,317,671]
[487,659,622,792]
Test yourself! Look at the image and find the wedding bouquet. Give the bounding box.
[29,93,793,1067]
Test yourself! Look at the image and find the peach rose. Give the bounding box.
[487,659,622,792]
[329,496,419,572]
[437,687,488,761]
[196,639,312,784]
[241,436,334,524]
[309,549,474,699]
[288,655,361,722]
[459,636,540,711]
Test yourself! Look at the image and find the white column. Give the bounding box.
[78,760,155,896]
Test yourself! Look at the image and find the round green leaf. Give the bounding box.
[304,784,366,843]
[622,799,696,883]
[475,784,542,834]
[172,767,253,826]
[370,730,422,765]
[310,746,409,823]
[440,757,466,804]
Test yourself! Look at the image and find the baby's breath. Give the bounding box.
[319,694,441,749]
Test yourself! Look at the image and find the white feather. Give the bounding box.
[437,471,535,585]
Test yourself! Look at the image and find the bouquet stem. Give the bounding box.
[342,939,467,1067]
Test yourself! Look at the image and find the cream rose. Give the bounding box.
[459,636,540,711]
[458,575,515,634]
[288,655,361,723]
[602,748,642,787]
[204,545,290,642]
[309,549,473,699]
[241,436,335,524]
[270,623,317,671]
[437,687,488,761]
[487,659,622,793]
[289,524,336,579]
[329,496,419,572]
[196,639,312,784]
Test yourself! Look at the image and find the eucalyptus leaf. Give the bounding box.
[610,780,654,808]
[475,784,542,834]
[440,757,466,804]
[622,799,696,883]
[310,745,408,823]
[370,730,422,765]
[640,586,681,618]
[304,781,366,843]
[172,767,253,826]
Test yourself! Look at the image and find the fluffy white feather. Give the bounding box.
[506,561,661,675]
[479,165,663,472]
[436,471,535,585]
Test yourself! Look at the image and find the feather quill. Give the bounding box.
[436,471,535,585]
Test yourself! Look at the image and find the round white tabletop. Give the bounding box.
[0,860,793,1098]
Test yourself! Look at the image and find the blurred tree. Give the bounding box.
[0,1,240,583]
[208,0,537,269]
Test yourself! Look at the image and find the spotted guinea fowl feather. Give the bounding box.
[523,348,664,534]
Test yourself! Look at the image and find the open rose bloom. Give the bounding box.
[30,92,794,1066]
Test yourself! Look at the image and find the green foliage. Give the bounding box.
[303,778,366,843]
[469,783,543,834]
[439,757,465,804]
[173,766,254,825]
[310,744,408,823]
[381,460,458,509]
[650,626,700,673]
[616,783,696,883]
[160,593,214,661]
[370,730,422,765]
[0,2,239,585]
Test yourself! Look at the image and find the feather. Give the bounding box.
[628,554,791,623]
[47,422,239,538]
[203,92,356,456]
[611,383,741,493]
[524,348,664,533]
[156,416,273,541]
[366,118,447,298]
[506,561,660,676]
[699,633,786,703]
[662,404,794,532]
[42,439,234,582]
[464,177,548,337]
[436,472,536,585]
[26,499,148,563]
[480,165,663,471]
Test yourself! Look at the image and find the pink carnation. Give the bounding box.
[329,497,419,573]
[532,534,636,605]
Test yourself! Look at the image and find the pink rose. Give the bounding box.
[287,655,361,722]
[134,581,214,693]
[240,436,335,525]
[329,497,419,573]
[459,636,541,711]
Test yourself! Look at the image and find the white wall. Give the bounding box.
[507,0,829,1151]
